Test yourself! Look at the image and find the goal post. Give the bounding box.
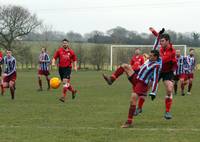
[110,44,187,71]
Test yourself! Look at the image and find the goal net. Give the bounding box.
[110,44,187,71]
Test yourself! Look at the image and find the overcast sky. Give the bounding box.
[1,0,200,34]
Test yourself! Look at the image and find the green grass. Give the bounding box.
[0,70,200,142]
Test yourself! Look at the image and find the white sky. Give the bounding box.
[1,0,200,34]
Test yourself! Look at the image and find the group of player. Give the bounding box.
[103,27,196,128]
[0,27,196,128]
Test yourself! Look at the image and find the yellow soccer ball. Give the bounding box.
[50,77,61,89]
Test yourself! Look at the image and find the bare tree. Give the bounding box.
[0,5,41,49]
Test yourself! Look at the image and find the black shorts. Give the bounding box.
[59,67,71,81]
[159,71,174,82]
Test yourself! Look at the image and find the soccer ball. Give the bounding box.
[50,77,61,89]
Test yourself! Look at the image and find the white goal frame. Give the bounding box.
[110,44,187,71]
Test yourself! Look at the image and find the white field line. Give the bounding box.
[0,125,200,131]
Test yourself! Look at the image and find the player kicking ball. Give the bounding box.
[1,50,16,99]
[103,50,162,128]
[52,39,77,102]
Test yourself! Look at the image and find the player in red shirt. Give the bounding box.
[130,48,145,73]
[159,34,177,119]
[150,28,177,119]
[52,39,77,102]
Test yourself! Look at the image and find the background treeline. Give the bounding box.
[23,26,200,47]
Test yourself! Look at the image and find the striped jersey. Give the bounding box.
[137,58,162,95]
[38,52,50,71]
[3,56,16,76]
[183,55,196,74]
[175,55,184,75]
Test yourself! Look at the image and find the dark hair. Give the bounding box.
[160,34,170,42]
[151,49,160,59]
[62,38,69,42]
[189,48,194,52]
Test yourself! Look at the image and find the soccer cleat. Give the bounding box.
[181,93,185,96]
[59,96,65,102]
[72,90,77,99]
[187,92,191,95]
[121,120,133,128]
[102,74,113,85]
[134,108,142,116]
[11,94,14,100]
[164,112,172,120]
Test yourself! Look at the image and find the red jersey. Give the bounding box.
[53,47,77,68]
[160,43,177,72]
[130,55,145,71]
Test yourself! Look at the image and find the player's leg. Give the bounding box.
[121,92,137,128]
[1,82,8,95]
[187,75,193,95]
[37,71,43,91]
[9,80,15,100]
[163,80,173,119]
[180,77,185,96]
[174,76,178,95]
[45,75,50,90]
[103,64,134,85]
[134,95,146,116]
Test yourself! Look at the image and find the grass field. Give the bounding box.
[0,70,200,142]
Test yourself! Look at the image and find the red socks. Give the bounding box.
[127,104,136,124]
[138,97,145,109]
[165,97,172,112]
[62,86,68,97]
[111,66,124,80]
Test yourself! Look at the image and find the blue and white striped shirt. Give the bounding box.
[137,58,162,95]
[175,55,184,75]
[3,56,16,76]
[183,55,195,74]
[39,53,50,71]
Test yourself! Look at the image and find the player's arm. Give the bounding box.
[52,50,59,66]
[149,65,160,100]
[72,53,77,71]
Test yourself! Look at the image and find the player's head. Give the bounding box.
[160,34,171,48]
[6,49,12,58]
[176,49,181,57]
[135,48,141,55]
[143,53,149,61]
[189,48,195,56]
[149,50,159,61]
[41,47,46,53]
[62,38,69,49]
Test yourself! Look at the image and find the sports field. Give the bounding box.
[0,70,200,142]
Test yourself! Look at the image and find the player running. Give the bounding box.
[174,49,184,95]
[103,50,162,128]
[52,39,77,102]
[181,48,196,95]
[150,28,177,119]
[1,50,16,99]
[37,47,51,91]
